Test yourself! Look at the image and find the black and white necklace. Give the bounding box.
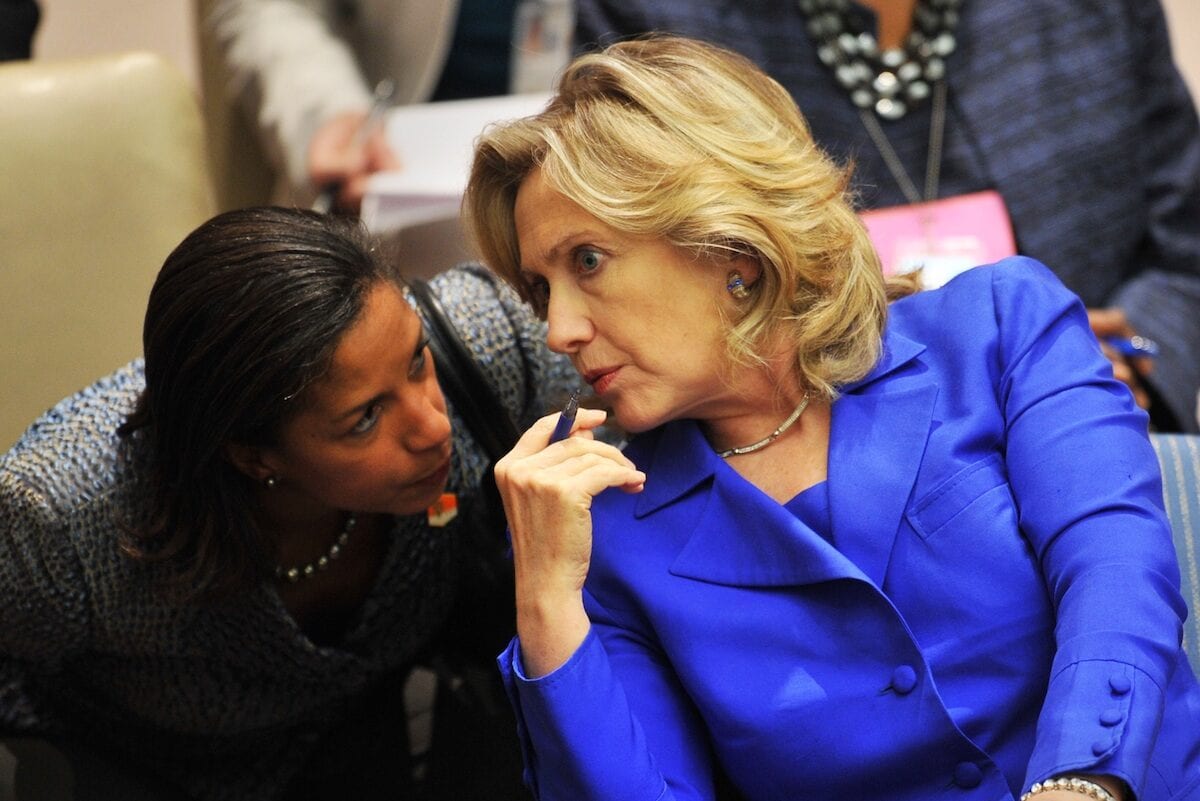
[799,0,962,121]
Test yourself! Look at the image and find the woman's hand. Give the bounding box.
[1088,307,1154,411]
[495,408,645,677]
[306,110,401,212]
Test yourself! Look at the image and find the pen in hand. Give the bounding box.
[504,390,581,551]
[548,390,581,445]
[312,78,396,214]
[1104,335,1159,359]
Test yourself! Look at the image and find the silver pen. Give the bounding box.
[312,78,396,214]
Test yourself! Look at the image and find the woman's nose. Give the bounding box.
[545,290,594,354]
[401,382,452,452]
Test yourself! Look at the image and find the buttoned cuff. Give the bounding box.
[1024,644,1166,797]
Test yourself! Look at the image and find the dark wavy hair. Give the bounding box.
[118,206,403,599]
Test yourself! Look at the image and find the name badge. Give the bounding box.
[510,0,574,94]
[860,189,1017,288]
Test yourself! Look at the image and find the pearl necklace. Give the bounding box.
[799,0,961,120]
[717,394,812,458]
[275,512,357,583]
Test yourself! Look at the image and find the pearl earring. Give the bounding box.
[264,475,279,489]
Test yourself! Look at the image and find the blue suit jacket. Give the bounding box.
[576,0,1200,431]
[501,260,1200,801]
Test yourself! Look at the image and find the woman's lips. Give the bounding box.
[587,367,619,396]
[414,456,452,489]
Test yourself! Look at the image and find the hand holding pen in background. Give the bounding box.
[1089,306,1157,413]
[1104,335,1159,359]
[310,79,398,214]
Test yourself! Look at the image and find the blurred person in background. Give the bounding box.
[208,0,573,212]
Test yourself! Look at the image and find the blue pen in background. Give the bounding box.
[1105,335,1159,359]
[504,390,581,552]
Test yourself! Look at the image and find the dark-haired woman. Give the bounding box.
[0,206,572,799]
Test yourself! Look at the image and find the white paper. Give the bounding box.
[361,93,553,233]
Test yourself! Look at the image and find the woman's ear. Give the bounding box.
[722,252,764,300]
[730,253,762,287]
[224,443,278,484]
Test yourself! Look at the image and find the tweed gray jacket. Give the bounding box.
[0,265,576,800]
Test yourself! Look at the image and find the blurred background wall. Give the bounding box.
[35,0,198,85]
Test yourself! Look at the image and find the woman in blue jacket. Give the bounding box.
[464,36,1200,801]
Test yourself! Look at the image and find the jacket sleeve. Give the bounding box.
[498,598,717,801]
[989,261,1187,794]
[0,458,93,664]
[1109,0,1200,432]
[0,365,146,666]
[206,0,373,190]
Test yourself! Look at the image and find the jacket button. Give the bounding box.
[953,761,983,788]
[1108,675,1132,695]
[1092,737,1117,756]
[1099,708,1124,727]
[890,665,918,694]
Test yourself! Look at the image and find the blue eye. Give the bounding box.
[351,403,382,435]
[576,248,603,273]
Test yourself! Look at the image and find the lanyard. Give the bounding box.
[857,79,947,204]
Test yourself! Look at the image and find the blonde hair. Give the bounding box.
[465,35,916,400]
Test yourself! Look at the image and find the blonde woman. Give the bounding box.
[464,36,1200,801]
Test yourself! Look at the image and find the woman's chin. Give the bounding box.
[379,481,451,519]
[610,405,662,436]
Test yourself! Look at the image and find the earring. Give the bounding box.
[726,270,751,300]
[264,475,279,489]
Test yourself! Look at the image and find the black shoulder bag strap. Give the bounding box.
[407,277,520,461]
[407,274,519,645]
[407,278,529,797]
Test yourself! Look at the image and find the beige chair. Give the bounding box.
[0,51,216,449]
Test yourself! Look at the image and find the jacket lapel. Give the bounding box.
[646,422,867,587]
[630,326,935,588]
[827,332,938,587]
